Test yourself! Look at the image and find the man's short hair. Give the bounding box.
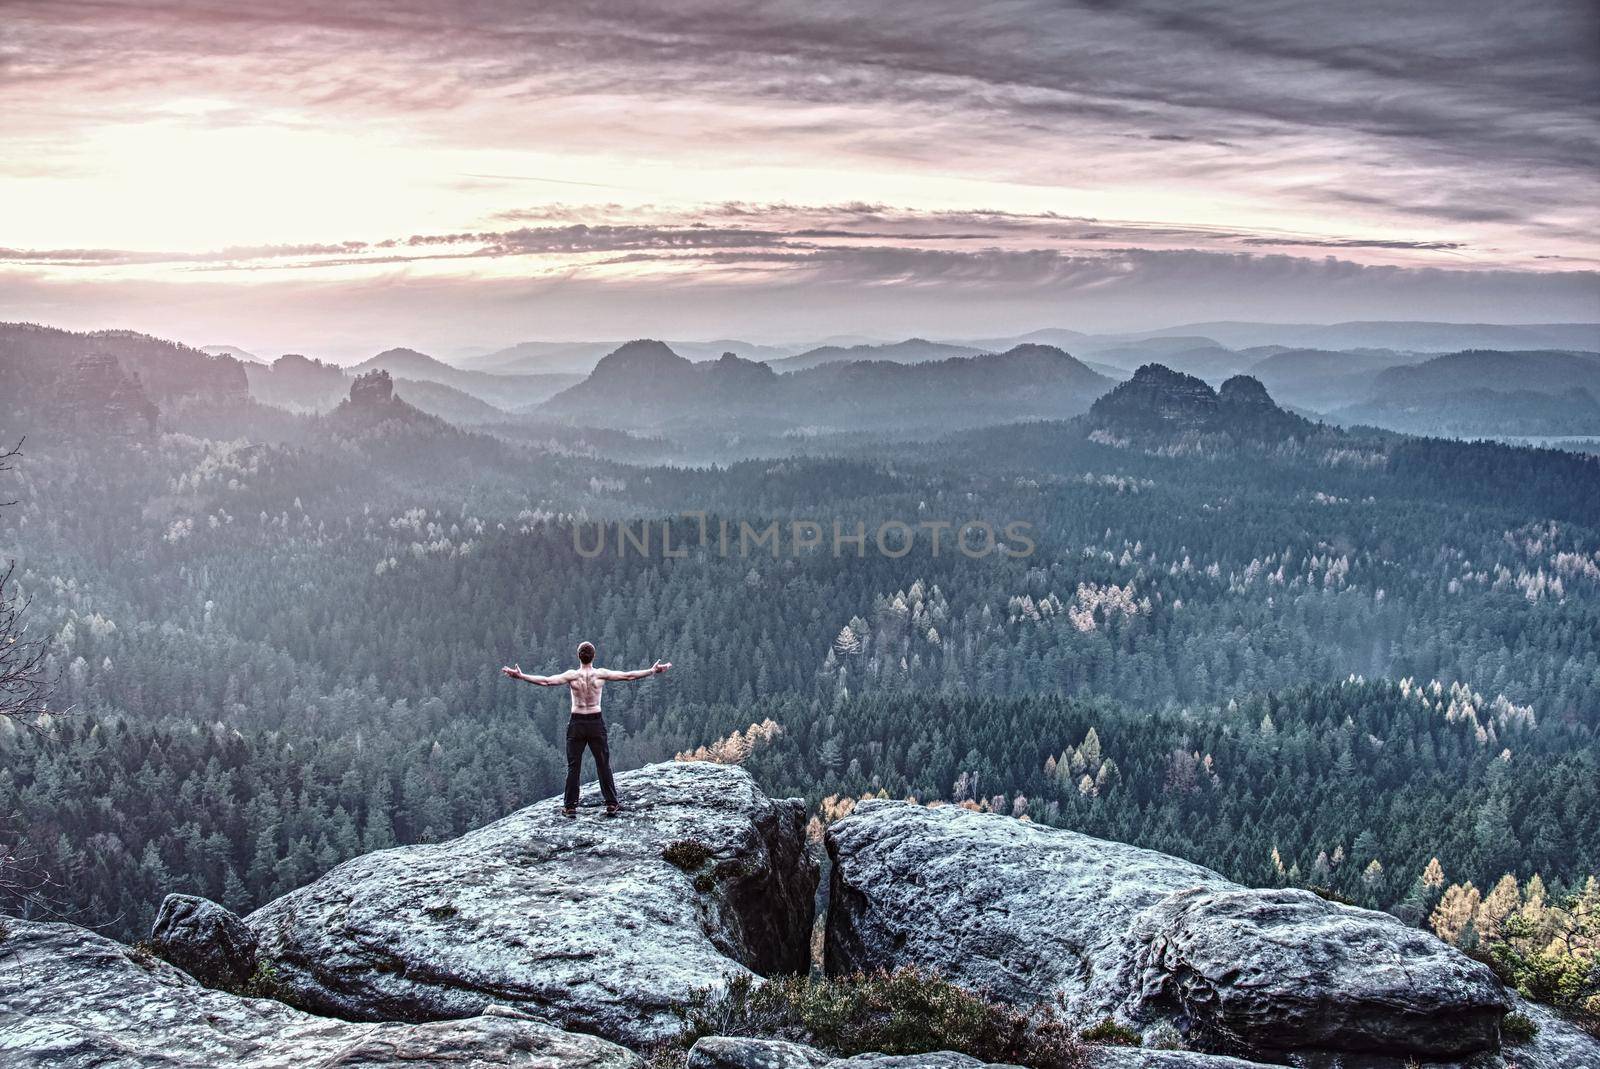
[577,641,596,664]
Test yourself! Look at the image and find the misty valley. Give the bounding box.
[3,320,1600,1054]
[6,0,1600,1063]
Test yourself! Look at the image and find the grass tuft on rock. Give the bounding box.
[653,966,1085,1068]
[1500,1010,1539,1044]
[242,961,283,1000]
[1306,884,1357,907]
[661,840,715,871]
[1079,1017,1141,1045]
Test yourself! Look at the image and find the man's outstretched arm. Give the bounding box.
[597,661,671,682]
[501,664,575,687]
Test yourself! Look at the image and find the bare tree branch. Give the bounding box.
[0,438,54,727]
[0,437,21,508]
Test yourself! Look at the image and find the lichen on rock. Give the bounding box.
[245,761,818,1046]
[0,919,643,1068]
[824,800,1514,1062]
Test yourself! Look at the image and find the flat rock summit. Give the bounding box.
[3,762,1596,1068]
[248,760,818,1046]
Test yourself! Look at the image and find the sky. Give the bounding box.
[2,0,1597,362]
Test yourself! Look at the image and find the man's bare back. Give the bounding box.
[503,660,671,715]
[501,642,671,815]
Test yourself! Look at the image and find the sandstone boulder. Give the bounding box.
[686,1036,1277,1069]
[149,892,260,991]
[247,761,818,1046]
[825,801,1510,1061]
[1126,886,1505,1055]
[0,919,641,1068]
[1494,998,1600,1069]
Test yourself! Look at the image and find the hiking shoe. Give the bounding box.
[561,808,577,819]
[605,804,622,817]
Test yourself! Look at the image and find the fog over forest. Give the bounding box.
[3,2,1598,1066]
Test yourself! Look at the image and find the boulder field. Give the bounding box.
[3,762,1597,1069]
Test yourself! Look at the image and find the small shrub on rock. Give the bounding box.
[125,942,160,970]
[1500,1011,1539,1044]
[1307,884,1357,907]
[662,840,715,871]
[1079,1017,1141,1046]
[662,967,1085,1068]
[243,962,282,1000]
[1142,1020,1186,1049]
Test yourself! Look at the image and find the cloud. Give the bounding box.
[6,1,1596,225]
[1,1,1595,349]
[1238,238,1465,252]
[0,202,1484,272]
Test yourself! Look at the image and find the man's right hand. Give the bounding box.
[653,661,672,674]
[502,664,522,679]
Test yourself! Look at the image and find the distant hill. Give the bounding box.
[201,344,267,364]
[789,344,1113,428]
[769,338,988,373]
[389,379,508,425]
[350,348,581,407]
[1087,363,1315,441]
[1247,348,1425,411]
[1074,335,1229,364]
[0,322,247,426]
[1315,350,1600,438]
[244,354,349,411]
[1136,321,1600,353]
[1107,344,1253,382]
[245,352,508,423]
[540,340,1113,432]
[1334,387,1600,438]
[460,340,622,375]
[667,339,800,364]
[464,338,798,375]
[951,327,1089,352]
[326,369,454,437]
[1370,349,1600,398]
[540,341,778,428]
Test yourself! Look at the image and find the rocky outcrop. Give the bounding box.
[54,352,159,433]
[1127,886,1501,1055]
[1505,998,1600,1069]
[1089,363,1219,432]
[150,892,260,990]
[0,919,641,1068]
[686,1037,1277,1069]
[247,761,818,1046]
[349,367,396,405]
[689,1037,838,1069]
[825,802,1511,1061]
[1089,365,1311,441]
[1216,375,1314,438]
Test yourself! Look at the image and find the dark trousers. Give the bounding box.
[564,715,619,809]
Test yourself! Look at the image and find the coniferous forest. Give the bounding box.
[3,349,1598,981]
[7,2,1600,1058]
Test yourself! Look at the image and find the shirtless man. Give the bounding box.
[502,642,671,817]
